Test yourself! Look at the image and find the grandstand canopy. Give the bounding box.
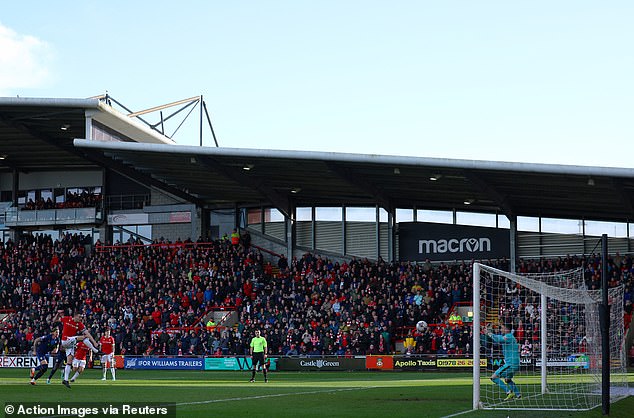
[73,139,634,223]
[0,97,173,171]
[2,97,634,223]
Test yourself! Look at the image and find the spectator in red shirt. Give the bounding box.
[151,307,162,327]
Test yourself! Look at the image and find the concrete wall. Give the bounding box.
[152,222,197,241]
[148,188,202,241]
[150,187,184,206]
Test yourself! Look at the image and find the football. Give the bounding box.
[416,320,428,332]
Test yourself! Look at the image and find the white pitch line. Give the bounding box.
[26,386,380,418]
[440,408,475,418]
[175,385,379,407]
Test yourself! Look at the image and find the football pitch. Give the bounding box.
[1,369,633,418]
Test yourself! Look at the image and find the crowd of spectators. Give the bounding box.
[0,232,632,360]
[22,190,102,211]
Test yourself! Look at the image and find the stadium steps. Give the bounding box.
[200,309,239,329]
[486,299,499,325]
[0,310,16,329]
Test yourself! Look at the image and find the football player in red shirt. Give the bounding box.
[59,310,100,388]
[69,341,92,382]
[100,328,116,381]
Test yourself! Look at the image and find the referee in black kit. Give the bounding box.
[249,329,268,383]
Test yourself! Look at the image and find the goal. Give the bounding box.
[472,262,628,411]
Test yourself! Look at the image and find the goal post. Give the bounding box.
[472,262,481,410]
[472,262,628,411]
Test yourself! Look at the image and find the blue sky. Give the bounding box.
[1,1,632,167]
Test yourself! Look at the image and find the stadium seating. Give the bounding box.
[0,233,632,359]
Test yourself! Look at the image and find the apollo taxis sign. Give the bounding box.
[399,222,510,261]
[436,358,487,368]
[393,358,437,369]
[392,356,487,370]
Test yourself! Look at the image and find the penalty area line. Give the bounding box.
[175,385,379,407]
[440,408,475,418]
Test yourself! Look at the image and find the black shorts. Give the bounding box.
[54,350,65,365]
[252,352,265,369]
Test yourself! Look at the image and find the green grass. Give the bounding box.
[0,369,632,418]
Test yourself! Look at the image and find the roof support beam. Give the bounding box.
[85,151,207,207]
[196,156,291,218]
[464,170,515,218]
[325,162,392,211]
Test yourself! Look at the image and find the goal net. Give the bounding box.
[472,262,628,411]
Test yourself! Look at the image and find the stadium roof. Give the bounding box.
[0,97,174,171]
[2,97,634,223]
[73,139,634,223]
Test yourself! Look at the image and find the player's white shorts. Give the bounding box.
[101,353,114,365]
[72,358,86,369]
[61,337,78,356]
